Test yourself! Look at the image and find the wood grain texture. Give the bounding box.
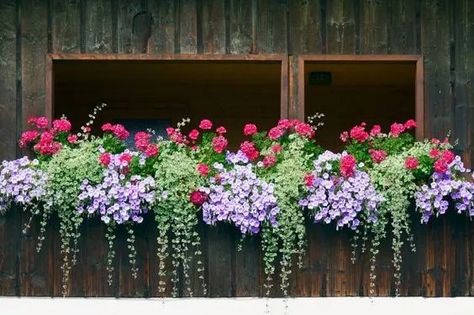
[256,0,288,53]
[51,0,81,53]
[0,7,17,280]
[326,0,356,54]
[148,0,177,54]
[421,0,453,140]
[288,0,322,54]
[228,0,253,54]
[117,0,150,53]
[453,0,474,167]
[200,0,226,53]
[19,0,50,296]
[179,0,198,53]
[0,0,17,162]
[387,0,416,54]
[84,0,114,53]
[359,0,388,54]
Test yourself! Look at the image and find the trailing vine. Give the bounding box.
[42,141,103,295]
[153,142,206,296]
[261,135,312,296]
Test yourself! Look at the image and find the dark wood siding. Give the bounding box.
[0,0,473,297]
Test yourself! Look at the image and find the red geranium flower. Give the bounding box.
[304,173,315,187]
[99,152,111,166]
[19,130,39,148]
[349,124,369,142]
[434,159,448,173]
[441,150,455,164]
[144,144,159,157]
[404,119,416,129]
[190,190,207,206]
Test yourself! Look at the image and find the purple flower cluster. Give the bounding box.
[415,155,474,223]
[77,153,157,224]
[0,157,47,212]
[201,151,279,234]
[299,151,381,230]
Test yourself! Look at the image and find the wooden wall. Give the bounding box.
[0,0,473,297]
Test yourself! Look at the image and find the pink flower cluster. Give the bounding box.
[134,132,159,157]
[267,119,315,140]
[390,119,416,137]
[197,163,210,176]
[20,116,75,155]
[52,118,72,133]
[340,154,356,177]
[433,149,455,173]
[369,149,387,164]
[102,123,130,140]
[33,131,62,156]
[243,124,257,136]
[27,116,49,129]
[211,135,228,153]
[166,127,185,144]
[405,156,419,170]
[240,141,259,161]
[341,119,416,143]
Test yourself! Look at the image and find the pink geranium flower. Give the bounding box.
[263,155,277,168]
[243,123,258,136]
[268,127,284,140]
[240,141,259,161]
[349,124,369,142]
[370,125,381,137]
[212,135,228,153]
[369,149,387,164]
[340,154,356,177]
[199,119,213,130]
[197,163,210,176]
[405,156,419,170]
[216,126,227,134]
[404,119,416,129]
[188,129,200,141]
[99,152,111,166]
[144,144,159,157]
[390,123,405,137]
[52,118,72,133]
[67,135,78,144]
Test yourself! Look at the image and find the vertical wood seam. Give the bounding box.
[320,0,327,54]
[196,0,203,53]
[112,0,118,53]
[80,0,86,53]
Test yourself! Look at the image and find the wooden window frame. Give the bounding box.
[294,55,424,139]
[45,53,289,122]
